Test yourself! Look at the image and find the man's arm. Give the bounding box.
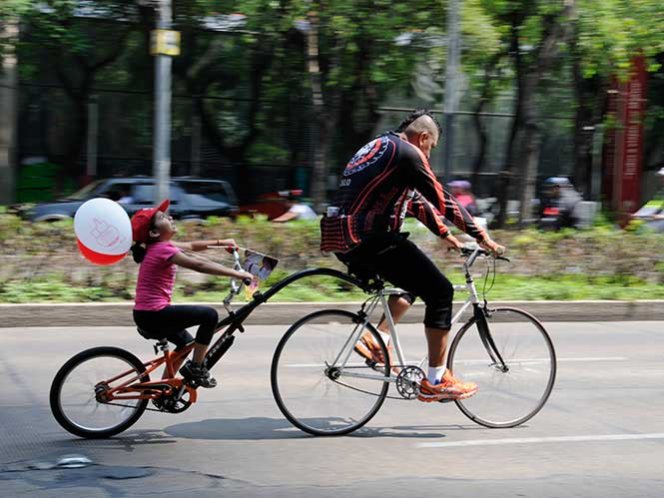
[406,191,450,239]
[403,144,487,242]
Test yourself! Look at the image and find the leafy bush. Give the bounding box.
[0,213,662,302]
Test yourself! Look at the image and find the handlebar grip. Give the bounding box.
[225,246,237,254]
[242,278,253,286]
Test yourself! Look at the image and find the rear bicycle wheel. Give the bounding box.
[271,309,390,436]
[50,347,150,438]
[448,307,556,428]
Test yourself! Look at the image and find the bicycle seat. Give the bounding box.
[347,270,385,293]
[137,327,168,347]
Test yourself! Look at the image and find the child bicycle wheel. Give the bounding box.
[50,346,150,438]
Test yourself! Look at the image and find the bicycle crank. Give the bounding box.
[395,366,425,400]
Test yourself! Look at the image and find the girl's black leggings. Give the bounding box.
[133,305,219,350]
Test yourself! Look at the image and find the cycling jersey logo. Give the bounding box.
[343,137,390,176]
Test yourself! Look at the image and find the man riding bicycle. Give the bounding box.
[321,110,505,402]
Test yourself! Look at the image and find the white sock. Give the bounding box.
[428,366,446,384]
[377,331,391,345]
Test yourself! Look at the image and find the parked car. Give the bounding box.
[17,176,238,222]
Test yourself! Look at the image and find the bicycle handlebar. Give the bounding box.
[460,246,510,269]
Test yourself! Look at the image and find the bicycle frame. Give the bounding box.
[329,248,507,385]
[99,343,197,402]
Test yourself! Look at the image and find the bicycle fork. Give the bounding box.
[474,304,509,372]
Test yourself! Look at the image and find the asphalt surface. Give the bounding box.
[1,320,663,497]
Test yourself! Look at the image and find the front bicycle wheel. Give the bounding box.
[271,309,390,436]
[50,347,150,438]
[448,307,556,428]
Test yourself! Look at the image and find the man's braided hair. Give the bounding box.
[394,109,442,135]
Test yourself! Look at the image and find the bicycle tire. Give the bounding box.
[271,309,390,436]
[50,347,150,439]
[448,306,556,428]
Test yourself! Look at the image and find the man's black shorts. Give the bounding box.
[337,233,454,329]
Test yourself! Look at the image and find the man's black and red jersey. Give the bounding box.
[320,132,486,253]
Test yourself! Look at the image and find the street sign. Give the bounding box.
[150,29,180,56]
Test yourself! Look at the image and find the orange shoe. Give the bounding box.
[442,371,478,394]
[353,332,399,374]
[417,374,478,402]
[354,331,394,364]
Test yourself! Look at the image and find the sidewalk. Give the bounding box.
[1,301,663,327]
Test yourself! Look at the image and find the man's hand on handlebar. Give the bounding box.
[481,238,505,256]
[443,234,465,252]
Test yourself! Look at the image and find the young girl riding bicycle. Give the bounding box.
[130,199,253,388]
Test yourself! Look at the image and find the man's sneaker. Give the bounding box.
[417,374,478,403]
[179,360,217,389]
[442,371,477,394]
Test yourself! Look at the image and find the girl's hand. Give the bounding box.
[237,270,254,286]
[216,239,239,254]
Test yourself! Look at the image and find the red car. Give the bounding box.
[238,189,305,220]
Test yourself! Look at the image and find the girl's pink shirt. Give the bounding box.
[134,241,181,311]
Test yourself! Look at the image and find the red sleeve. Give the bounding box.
[406,191,450,239]
[402,143,487,242]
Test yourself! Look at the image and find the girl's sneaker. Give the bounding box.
[179,361,217,388]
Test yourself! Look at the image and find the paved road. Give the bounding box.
[1,321,663,497]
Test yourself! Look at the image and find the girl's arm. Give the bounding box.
[171,238,238,252]
[171,251,252,281]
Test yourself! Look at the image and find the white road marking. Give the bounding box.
[285,357,628,368]
[417,433,664,449]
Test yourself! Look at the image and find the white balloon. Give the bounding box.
[74,198,132,256]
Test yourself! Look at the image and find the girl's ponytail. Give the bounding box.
[131,243,146,263]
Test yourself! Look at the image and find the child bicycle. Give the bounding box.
[50,247,556,438]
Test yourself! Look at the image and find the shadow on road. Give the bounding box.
[163,417,482,441]
[38,430,178,455]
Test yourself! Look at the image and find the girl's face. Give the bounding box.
[150,210,177,240]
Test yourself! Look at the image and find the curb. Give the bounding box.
[1,300,663,328]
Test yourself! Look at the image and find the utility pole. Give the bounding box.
[151,0,180,203]
[442,0,461,180]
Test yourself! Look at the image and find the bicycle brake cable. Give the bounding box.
[481,256,497,304]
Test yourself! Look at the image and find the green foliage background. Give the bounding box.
[0,214,662,303]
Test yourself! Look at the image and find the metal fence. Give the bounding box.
[16,82,575,203]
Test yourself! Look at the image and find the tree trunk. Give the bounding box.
[0,18,18,204]
[306,10,329,213]
[470,99,488,194]
[496,1,576,228]
[517,72,542,226]
[471,55,501,195]
[495,22,524,228]
[52,28,132,193]
[517,1,577,226]
[569,21,607,199]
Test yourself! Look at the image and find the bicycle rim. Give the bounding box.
[449,307,556,428]
[54,352,147,436]
[271,310,390,436]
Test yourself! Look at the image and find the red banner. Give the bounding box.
[603,56,648,227]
